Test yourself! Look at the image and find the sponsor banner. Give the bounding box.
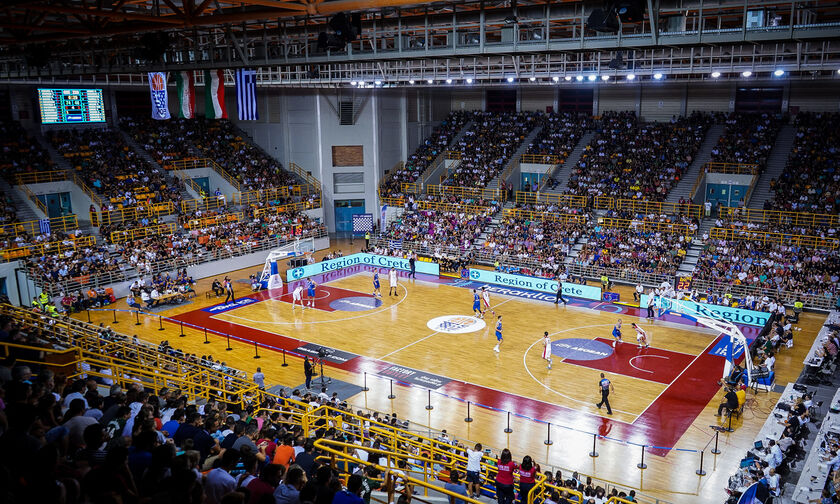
[201,297,258,314]
[148,72,171,120]
[641,294,770,327]
[426,315,487,334]
[467,268,602,301]
[294,343,358,364]
[286,253,440,281]
[378,364,452,389]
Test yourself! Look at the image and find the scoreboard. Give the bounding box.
[38,88,106,124]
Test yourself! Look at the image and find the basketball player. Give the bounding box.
[388,267,398,296]
[611,319,623,347]
[481,286,495,317]
[493,315,503,353]
[542,331,553,369]
[305,278,317,308]
[292,282,304,310]
[472,289,482,317]
[372,272,381,298]
[631,322,650,349]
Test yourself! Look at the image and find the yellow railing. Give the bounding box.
[165,158,241,192]
[503,208,588,224]
[252,200,320,218]
[19,184,47,214]
[515,191,587,209]
[93,201,176,227]
[0,215,78,237]
[234,185,321,206]
[72,172,103,207]
[14,170,68,185]
[598,217,693,235]
[0,235,95,262]
[703,162,759,175]
[444,150,462,160]
[109,223,176,244]
[595,198,704,219]
[423,184,501,200]
[288,162,322,194]
[174,170,206,197]
[709,227,840,249]
[180,195,227,214]
[183,212,243,230]
[719,207,840,228]
[520,153,562,165]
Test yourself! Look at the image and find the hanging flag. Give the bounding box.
[175,71,195,119]
[38,218,51,235]
[204,69,227,119]
[148,72,171,120]
[235,68,259,121]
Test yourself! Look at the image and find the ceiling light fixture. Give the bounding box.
[529,76,536,82]
[601,75,610,81]
[575,75,584,82]
[773,69,785,77]
[653,72,664,80]
[408,79,415,84]
[466,78,473,84]
[587,75,597,81]
[446,78,453,84]
[427,78,433,84]
[507,76,514,83]
[552,76,560,82]
[711,71,721,78]
[742,70,752,77]
[565,76,572,81]
[626,74,635,81]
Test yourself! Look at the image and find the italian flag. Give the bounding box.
[175,71,195,119]
[205,69,227,119]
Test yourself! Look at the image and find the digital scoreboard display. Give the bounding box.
[38,88,106,124]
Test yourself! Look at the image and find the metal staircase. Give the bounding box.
[544,131,595,194]
[665,124,726,203]
[747,124,796,209]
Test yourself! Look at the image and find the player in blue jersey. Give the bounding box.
[306,278,317,308]
[472,289,482,317]
[611,319,623,348]
[372,272,381,298]
[493,315,503,353]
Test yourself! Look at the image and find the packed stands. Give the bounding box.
[710,112,783,169]
[445,112,540,188]
[525,112,593,161]
[46,128,185,207]
[121,116,198,167]
[380,111,470,197]
[383,205,496,250]
[0,119,54,178]
[565,112,713,201]
[575,225,694,278]
[767,112,840,213]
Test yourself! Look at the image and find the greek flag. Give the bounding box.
[388,239,403,250]
[39,218,51,235]
[235,69,259,121]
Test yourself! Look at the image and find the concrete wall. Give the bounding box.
[26,180,96,225]
[520,162,553,175]
[0,261,40,307]
[178,167,239,198]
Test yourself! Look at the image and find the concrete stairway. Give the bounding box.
[0,178,42,221]
[666,124,725,203]
[421,119,475,187]
[33,131,75,174]
[544,131,595,194]
[747,124,796,209]
[675,218,715,277]
[486,125,543,191]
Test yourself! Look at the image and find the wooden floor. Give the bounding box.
[75,239,827,504]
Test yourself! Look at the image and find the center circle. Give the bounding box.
[550,338,614,361]
[427,315,487,334]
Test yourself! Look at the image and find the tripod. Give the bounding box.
[316,356,332,389]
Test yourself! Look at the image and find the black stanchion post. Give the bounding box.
[203,328,210,344]
[281,349,288,367]
[387,380,396,399]
[711,431,721,455]
[504,412,513,433]
[589,434,599,458]
[86,309,91,323]
[158,316,165,331]
[253,341,260,359]
[464,401,473,423]
[725,411,734,432]
[179,321,185,338]
[696,450,706,476]
[135,311,141,326]
[361,372,369,392]
[225,334,232,351]
[544,423,553,446]
[425,389,433,411]
[112,310,119,324]
[637,445,647,469]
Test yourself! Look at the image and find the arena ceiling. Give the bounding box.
[1,0,839,83]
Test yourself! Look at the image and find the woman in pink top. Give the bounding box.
[494,448,517,504]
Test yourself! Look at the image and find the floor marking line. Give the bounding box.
[378,331,442,360]
[628,354,668,374]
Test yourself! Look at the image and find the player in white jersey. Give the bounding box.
[388,268,398,296]
[542,331,553,369]
[631,322,650,349]
[481,286,495,318]
[292,283,304,310]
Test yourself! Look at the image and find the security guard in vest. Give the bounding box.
[601,274,610,291]
[31,297,41,311]
[365,231,370,248]
[792,297,804,323]
[38,291,49,309]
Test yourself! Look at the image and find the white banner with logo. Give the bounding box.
[467,268,602,301]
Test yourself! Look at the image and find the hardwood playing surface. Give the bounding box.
[75,239,827,504]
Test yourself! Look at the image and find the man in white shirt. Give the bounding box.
[634,283,644,302]
[253,367,265,389]
[465,443,484,499]
[764,440,783,469]
[764,352,776,371]
[205,450,239,504]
